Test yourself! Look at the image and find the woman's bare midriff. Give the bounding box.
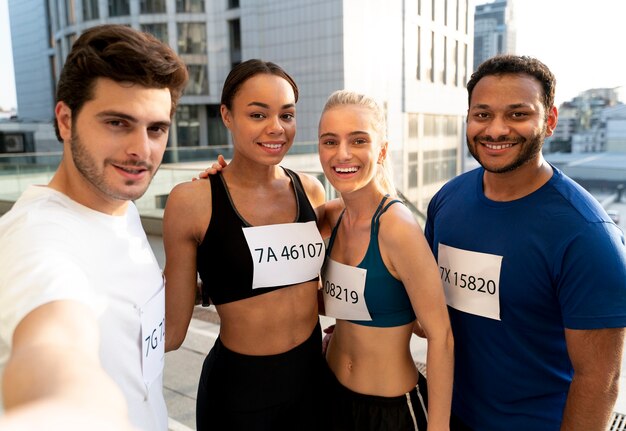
[325,321,418,397]
[216,280,319,355]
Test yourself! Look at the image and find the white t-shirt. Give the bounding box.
[0,186,167,431]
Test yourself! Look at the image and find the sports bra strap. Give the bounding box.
[372,195,402,233]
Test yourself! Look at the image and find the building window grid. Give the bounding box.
[176,105,200,147]
[82,0,99,20]
[416,26,421,80]
[443,36,448,84]
[228,19,242,69]
[408,151,419,188]
[109,0,130,17]
[177,22,207,54]
[429,30,434,82]
[423,148,458,185]
[185,64,208,95]
[64,0,76,25]
[454,40,459,86]
[141,23,168,44]
[140,0,166,14]
[176,0,204,13]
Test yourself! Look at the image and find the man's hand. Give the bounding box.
[193,154,228,180]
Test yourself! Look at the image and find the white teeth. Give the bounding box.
[261,143,282,149]
[485,143,513,150]
[335,167,358,173]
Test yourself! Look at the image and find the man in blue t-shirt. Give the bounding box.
[425,54,626,431]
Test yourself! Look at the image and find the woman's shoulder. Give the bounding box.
[166,178,212,214]
[290,170,325,206]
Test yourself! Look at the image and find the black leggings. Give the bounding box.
[196,322,324,431]
[322,360,429,431]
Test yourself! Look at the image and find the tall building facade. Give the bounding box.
[473,0,515,71]
[7,0,473,211]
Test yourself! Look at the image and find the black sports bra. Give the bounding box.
[197,168,321,305]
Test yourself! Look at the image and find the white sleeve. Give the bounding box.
[0,227,101,346]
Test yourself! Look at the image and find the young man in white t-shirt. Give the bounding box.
[0,24,187,430]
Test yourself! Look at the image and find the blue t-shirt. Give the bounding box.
[425,166,626,431]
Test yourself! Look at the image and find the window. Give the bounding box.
[176,0,205,12]
[185,65,208,95]
[228,0,239,9]
[207,105,228,147]
[425,30,433,82]
[140,0,166,13]
[176,105,200,147]
[431,0,436,21]
[409,114,419,140]
[82,0,99,19]
[229,19,241,68]
[177,23,207,54]
[423,149,457,185]
[64,0,76,25]
[454,40,459,86]
[66,33,77,52]
[408,151,418,188]
[416,26,421,80]
[141,23,168,44]
[442,36,448,84]
[108,0,130,17]
[463,43,468,87]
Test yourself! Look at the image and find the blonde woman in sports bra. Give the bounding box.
[318,90,454,431]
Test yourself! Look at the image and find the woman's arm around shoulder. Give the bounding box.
[163,180,212,351]
[379,203,453,431]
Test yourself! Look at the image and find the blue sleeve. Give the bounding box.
[425,197,436,253]
[559,222,626,329]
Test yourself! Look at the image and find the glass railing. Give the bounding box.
[0,143,322,215]
[0,142,426,226]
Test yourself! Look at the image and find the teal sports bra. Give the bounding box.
[325,195,416,327]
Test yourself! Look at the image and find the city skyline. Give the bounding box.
[1,0,626,111]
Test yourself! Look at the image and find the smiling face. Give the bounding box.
[221,73,296,165]
[318,104,387,195]
[55,77,172,212]
[466,73,557,174]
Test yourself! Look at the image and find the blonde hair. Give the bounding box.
[321,90,396,196]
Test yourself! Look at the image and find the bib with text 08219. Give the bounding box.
[438,243,502,321]
[242,221,325,289]
[140,285,165,387]
[321,258,372,321]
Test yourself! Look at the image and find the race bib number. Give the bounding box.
[140,286,165,387]
[438,243,502,321]
[242,221,324,289]
[321,259,372,321]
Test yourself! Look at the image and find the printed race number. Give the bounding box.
[438,243,502,321]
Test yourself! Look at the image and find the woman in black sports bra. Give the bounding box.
[162,60,327,430]
[317,91,454,431]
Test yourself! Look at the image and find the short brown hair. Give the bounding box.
[54,24,188,141]
[467,55,556,114]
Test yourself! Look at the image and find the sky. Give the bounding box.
[0,0,625,111]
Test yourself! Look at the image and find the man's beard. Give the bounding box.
[71,127,154,202]
[467,128,545,174]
